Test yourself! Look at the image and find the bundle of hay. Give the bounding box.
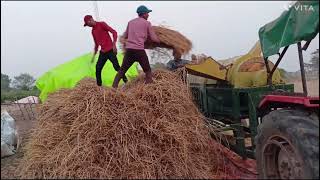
[17,70,226,179]
[120,26,192,55]
[237,57,274,72]
[189,54,209,65]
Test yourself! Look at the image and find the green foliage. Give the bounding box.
[1,73,11,90]
[1,89,40,103]
[152,62,167,70]
[1,73,39,103]
[310,49,319,72]
[12,73,36,91]
[304,49,319,73]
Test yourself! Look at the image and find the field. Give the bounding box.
[290,79,319,96]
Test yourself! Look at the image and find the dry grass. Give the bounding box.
[17,69,226,179]
[238,57,275,72]
[120,26,192,55]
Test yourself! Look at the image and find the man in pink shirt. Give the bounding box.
[112,5,160,88]
[84,15,127,86]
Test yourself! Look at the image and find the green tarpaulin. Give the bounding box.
[259,1,319,57]
[36,52,138,102]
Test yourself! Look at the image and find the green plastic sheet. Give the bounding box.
[259,1,319,57]
[36,52,138,102]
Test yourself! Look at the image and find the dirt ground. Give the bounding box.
[1,104,37,179]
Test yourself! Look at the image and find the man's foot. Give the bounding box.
[110,87,117,92]
[145,80,154,84]
[97,86,104,92]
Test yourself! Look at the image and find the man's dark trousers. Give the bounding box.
[96,50,128,86]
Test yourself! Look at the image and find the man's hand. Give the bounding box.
[113,45,117,55]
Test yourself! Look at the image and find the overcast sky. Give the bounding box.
[1,1,319,79]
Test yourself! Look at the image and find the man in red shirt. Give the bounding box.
[84,15,127,86]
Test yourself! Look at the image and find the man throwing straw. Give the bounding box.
[112,5,160,88]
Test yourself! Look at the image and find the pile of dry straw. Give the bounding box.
[120,26,192,55]
[17,69,227,179]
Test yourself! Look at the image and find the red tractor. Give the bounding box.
[256,1,319,178]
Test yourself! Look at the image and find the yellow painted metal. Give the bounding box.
[227,41,284,88]
[185,57,227,81]
[185,41,284,87]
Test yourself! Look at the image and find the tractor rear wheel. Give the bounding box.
[255,109,319,179]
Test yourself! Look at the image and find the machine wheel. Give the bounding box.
[255,109,319,179]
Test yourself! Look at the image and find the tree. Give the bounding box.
[148,48,173,64]
[304,49,319,76]
[278,68,288,79]
[310,49,319,71]
[152,62,167,70]
[12,73,36,91]
[1,73,11,91]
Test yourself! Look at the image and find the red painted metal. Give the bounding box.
[259,95,319,108]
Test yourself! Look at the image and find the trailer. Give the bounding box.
[188,1,319,179]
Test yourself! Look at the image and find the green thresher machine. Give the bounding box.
[188,1,319,179]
